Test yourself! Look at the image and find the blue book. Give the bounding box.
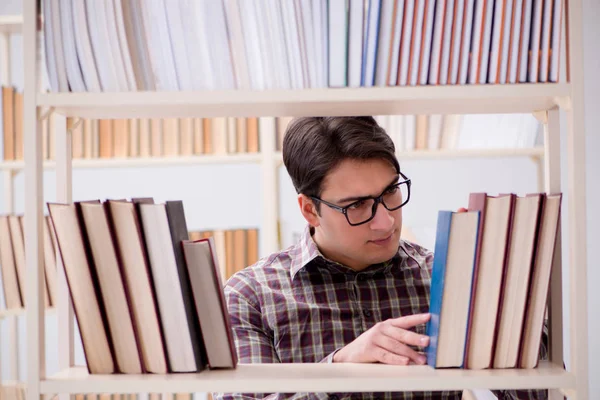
[426,210,480,368]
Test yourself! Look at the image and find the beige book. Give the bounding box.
[47,203,115,374]
[139,118,151,157]
[99,120,113,159]
[3,86,15,160]
[113,119,129,158]
[202,119,213,154]
[493,194,543,368]
[193,118,204,154]
[246,117,259,153]
[19,216,50,307]
[180,117,194,156]
[415,115,428,149]
[14,91,23,160]
[129,119,140,157]
[246,229,259,266]
[107,200,167,373]
[226,117,237,153]
[80,202,143,373]
[213,230,227,282]
[520,194,562,368]
[43,215,58,307]
[150,118,163,157]
[225,230,235,279]
[83,119,94,159]
[212,117,228,154]
[9,215,27,306]
[233,229,247,274]
[163,118,180,156]
[138,203,201,372]
[236,118,247,153]
[0,215,22,308]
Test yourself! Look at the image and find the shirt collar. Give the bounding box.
[289,225,402,280]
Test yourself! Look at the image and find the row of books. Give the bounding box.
[42,0,565,93]
[373,113,541,151]
[426,192,561,369]
[47,198,237,375]
[0,389,191,400]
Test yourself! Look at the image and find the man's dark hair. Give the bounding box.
[282,116,400,206]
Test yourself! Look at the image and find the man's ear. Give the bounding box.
[298,194,321,227]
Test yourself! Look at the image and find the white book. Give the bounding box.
[347,0,364,87]
[427,0,445,85]
[265,0,291,89]
[253,1,276,89]
[549,0,563,82]
[364,0,382,87]
[404,115,416,151]
[165,0,193,90]
[388,0,405,86]
[375,0,394,87]
[43,0,59,91]
[488,0,505,83]
[398,0,415,86]
[438,0,455,85]
[139,203,198,372]
[183,0,213,90]
[498,0,513,84]
[223,0,251,89]
[539,0,554,82]
[113,0,137,90]
[311,0,326,88]
[328,0,348,87]
[281,0,305,88]
[458,0,475,84]
[139,0,170,91]
[408,0,426,86]
[59,0,86,91]
[298,0,318,88]
[528,0,544,82]
[320,0,329,87]
[467,0,485,84]
[518,0,533,82]
[203,0,235,90]
[508,0,523,83]
[239,0,267,90]
[477,0,495,84]
[427,114,443,150]
[51,0,69,91]
[103,0,129,91]
[448,0,465,85]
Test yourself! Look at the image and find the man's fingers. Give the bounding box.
[373,346,410,365]
[382,324,429,347]
[388,313,431,329]
[374,334,427,365]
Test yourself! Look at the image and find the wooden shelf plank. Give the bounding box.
[0,148,543,172]
[0,15,22,34]
[41,362,574,394]
[0,154,262,171]
[37,84,570,119]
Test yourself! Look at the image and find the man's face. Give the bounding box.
[312,158,403,271]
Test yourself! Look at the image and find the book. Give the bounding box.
[182,237,238,369]
[426,210,480,368]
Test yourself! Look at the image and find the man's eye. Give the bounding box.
[386,186,399,195]
[348,200,366,210]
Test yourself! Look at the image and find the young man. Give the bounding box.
[214,117,547,400]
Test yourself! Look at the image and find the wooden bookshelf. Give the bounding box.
[41,362,573,395]
[17,0,591,399]
[0,15,22,35]
[37,84,569,119]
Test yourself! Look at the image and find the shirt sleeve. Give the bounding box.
[211,275,340,400]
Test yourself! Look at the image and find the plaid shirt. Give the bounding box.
[214,226,548,400]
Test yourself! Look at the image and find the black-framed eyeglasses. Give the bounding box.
[310,171,412,226]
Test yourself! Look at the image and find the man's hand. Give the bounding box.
[332,313,431,365]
